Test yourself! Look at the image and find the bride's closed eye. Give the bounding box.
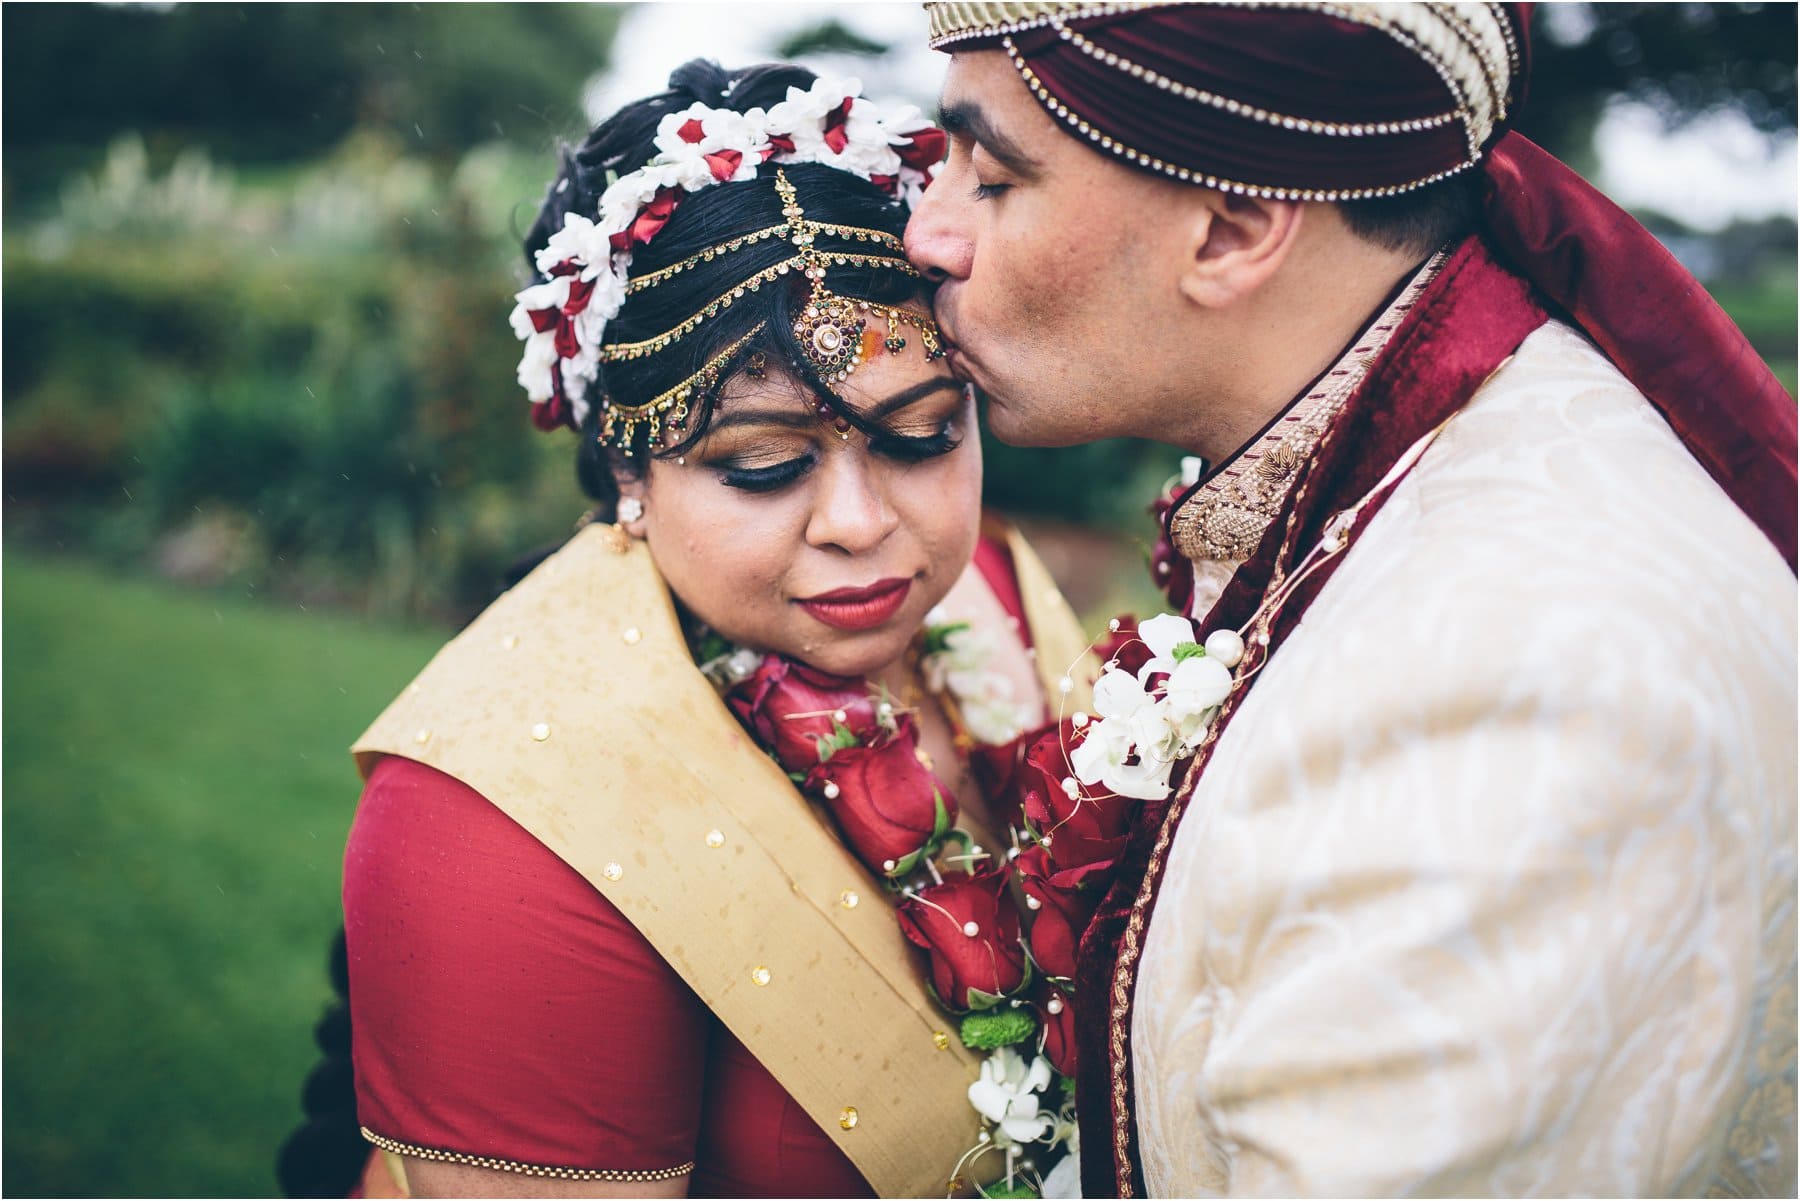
[710,418,964,494]
[868,421,963,463]
[715,454,815,493]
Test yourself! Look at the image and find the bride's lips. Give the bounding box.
[797,578,912,631]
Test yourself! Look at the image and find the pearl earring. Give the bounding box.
[616,497,644,524]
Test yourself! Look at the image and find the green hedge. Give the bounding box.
[3,230,586,620]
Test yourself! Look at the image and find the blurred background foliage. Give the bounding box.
[1,4,1793,1196]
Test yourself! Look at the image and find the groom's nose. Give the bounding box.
[904,186,973,284]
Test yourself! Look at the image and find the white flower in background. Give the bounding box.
[921,621,1034,744]
[968,1048,1056,1146]
[963,695,1036,746]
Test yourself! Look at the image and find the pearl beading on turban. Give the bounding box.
[930,1,1522,201]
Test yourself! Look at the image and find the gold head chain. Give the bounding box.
[595,168,943,451]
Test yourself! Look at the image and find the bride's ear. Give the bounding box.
[1175,190,1304,309]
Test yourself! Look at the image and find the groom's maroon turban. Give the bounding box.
[926,1,1796,566]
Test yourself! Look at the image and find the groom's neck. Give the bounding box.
[1168,222,1430,466]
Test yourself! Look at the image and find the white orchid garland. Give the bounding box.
[1069,613,1244,801]
[509,76,942,427]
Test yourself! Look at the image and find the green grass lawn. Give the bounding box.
[3,549,448,1197]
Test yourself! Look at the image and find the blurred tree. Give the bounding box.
[775,18,888,59]
[3,4,620,204]
[1518,2,1796,173]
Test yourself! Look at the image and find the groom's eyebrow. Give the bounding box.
[939,100,1039,177]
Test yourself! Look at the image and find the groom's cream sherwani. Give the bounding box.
[1134,315,1797,1195]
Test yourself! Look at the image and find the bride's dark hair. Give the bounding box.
[524,58,929,520]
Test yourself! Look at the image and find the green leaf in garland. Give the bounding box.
[692,629,732,664]
[886,844,927,879]
[960,1007,1037,1050]
[815,721,861,763]
[1171,640,1207,662]
[963,985,1006,1012]
[922,619,972,657]
[979,1180,1040,1199]
[931,789,953,841]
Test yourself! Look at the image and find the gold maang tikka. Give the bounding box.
[593,168,942,452]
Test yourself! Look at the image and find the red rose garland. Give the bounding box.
[711,613,1134,1197]
[708,603,1247,1195]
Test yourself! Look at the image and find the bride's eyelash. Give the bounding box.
[870,424,962,463]
[718,455,814,493]
[712,419,962,491]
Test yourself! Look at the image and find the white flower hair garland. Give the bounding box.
[509,77,945,430]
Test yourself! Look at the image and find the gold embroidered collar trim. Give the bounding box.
[1168,249,1448,566]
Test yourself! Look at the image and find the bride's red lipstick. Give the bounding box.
[797,578,912,631]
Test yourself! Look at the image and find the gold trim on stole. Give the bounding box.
[353,523,1092,1197]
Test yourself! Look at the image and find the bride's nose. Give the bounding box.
[804,454,899,555]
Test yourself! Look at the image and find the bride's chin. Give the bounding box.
[787,629,910,680]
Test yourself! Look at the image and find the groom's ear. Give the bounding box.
[1174,189,1305,310]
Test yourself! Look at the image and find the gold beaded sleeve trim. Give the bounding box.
[360,1127,694,1182]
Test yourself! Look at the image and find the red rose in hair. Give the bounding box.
[1035,982,1078,1078]
[803,716,955,877]
[726,657,878,775]
[1014,844,1105,982]
[897,864,1028,1011]
[1015,724,1133,873]
[897,126,948,172]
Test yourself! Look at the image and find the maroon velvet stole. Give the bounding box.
[1073,235,1550,1198]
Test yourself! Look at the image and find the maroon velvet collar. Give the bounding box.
[1075,235,1549,1197]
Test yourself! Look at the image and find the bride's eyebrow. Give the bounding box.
[706,378,962,436]
[859,377,964,422]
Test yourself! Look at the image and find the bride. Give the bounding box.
[338,61,1096,1198]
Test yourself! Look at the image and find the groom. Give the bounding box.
[908,3,1796,1197]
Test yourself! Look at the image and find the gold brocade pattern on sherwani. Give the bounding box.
[1168,250,1446,570]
